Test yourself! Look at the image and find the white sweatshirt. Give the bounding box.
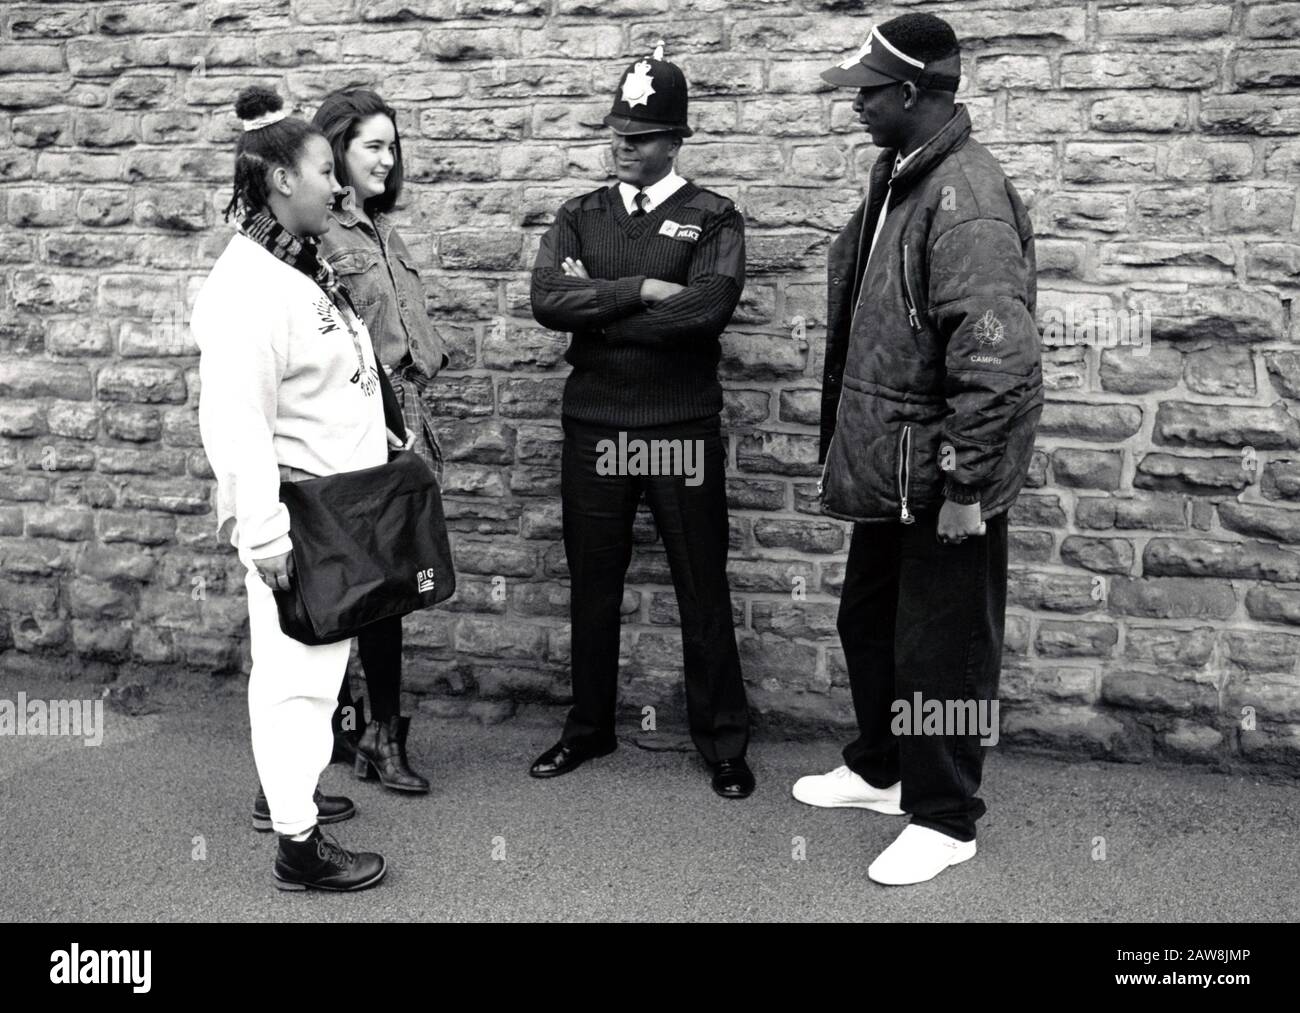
[192,233,388,559]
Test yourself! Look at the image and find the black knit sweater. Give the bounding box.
[530,180,746,428]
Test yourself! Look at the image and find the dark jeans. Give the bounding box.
[838,510,1008,841]
[337,614,402,724]
[560,412,749,764]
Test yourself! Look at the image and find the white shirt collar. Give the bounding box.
[892,147,922,180]
[618,168,687,216]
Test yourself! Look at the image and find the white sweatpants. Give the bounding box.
[239,544,352,836]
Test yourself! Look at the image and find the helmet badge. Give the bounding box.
[622,60,657,108]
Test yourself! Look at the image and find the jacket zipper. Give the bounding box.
[817,394,843,498]
[902,245,920,331]
[822,241,918,504]
[897,424,914,524]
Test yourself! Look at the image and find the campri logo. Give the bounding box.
[50,945,151,993]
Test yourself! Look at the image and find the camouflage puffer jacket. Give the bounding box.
[818,103,1044,525]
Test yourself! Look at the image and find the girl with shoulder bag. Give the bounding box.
[193,85,409,892]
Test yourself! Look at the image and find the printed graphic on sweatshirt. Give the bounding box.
[313,294,339,335]
[351,363,380,396]
[313,294,379,397]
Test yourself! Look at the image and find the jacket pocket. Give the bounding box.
[391,247,431,325]
[391,246,446,379]
[818,385,909,521]
[330,249,382,308]
[394,247,422,278]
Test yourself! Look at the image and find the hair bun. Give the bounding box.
[234,85,283,123]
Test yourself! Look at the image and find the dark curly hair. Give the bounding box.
[312,89,404,216]
[221,85,326,222]
[878,13,961,64]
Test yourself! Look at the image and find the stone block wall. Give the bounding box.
[2,1,1299,770]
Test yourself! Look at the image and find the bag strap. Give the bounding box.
[376,355,406,441]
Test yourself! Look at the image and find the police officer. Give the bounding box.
[528,45,754,799]
[792,14,1044,883]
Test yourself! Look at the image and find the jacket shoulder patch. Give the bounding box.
[973,310,1005,346]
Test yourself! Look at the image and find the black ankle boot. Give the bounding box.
[353,715,430,794]
[331,692,366,765]
[252,783,356,832]
[272,827,386,892]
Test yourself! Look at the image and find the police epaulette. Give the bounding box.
[682,188,735,215]
[563,188,610,214]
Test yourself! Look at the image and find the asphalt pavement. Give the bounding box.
[1,674,1297,922]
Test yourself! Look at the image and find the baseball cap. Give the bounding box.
[821,22,960,92]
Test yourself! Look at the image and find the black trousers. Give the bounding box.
[838,509,1008,841]
[560,413,749,764]
[336,614,402,724]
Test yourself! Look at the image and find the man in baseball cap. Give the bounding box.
[528,45,755,800]
[793,13,1044,886]
[820,19,962,92]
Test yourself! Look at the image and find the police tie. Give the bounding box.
[631,190,649,217]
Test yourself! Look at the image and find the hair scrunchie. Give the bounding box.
[242,109,288,132]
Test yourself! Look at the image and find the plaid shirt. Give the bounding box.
[386,365,443,486]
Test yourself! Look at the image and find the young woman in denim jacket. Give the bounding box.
[312,89,449,795]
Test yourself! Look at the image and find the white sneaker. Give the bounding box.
[791,765,904,814]
[867,824,977,885]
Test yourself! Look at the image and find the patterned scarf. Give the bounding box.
[238,209,338,298]
[237,210,379,396]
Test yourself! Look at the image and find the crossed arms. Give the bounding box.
[529,202,745,347]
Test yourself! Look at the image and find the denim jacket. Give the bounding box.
[316,206,448,391]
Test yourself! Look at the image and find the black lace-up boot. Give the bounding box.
[272,827,386,892]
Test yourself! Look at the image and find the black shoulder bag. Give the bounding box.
[272,319,455,646]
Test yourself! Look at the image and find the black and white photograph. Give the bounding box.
[0,0,1294,981]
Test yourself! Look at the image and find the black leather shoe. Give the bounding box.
[253,784,356,832]
[711,758,755,799]
[273,827,386,893]
[529,738,617,778]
